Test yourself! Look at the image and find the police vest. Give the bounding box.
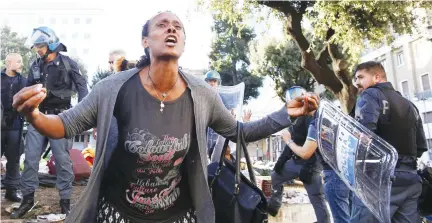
[33,56,74,102]
[370,85,418,157]
[291,116,313,145]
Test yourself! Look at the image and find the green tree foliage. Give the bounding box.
[201,0,432,112]
[90,68,112,89]
[1,26,33,76]
[209,18,263,103]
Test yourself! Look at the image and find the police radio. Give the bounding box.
[32,65,41,84]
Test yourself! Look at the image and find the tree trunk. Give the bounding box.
[257,1,357,113]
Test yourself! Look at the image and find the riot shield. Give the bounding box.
[210,83,245,162]
[316,100,398,223]
[215,82,245,121]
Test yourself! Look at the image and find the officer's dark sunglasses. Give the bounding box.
[108,61,114,64]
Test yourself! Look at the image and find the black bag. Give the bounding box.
[208,122,268,223]
[418,168,432,216]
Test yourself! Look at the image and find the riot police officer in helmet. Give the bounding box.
[205,70,222,159]
[351,61,426,222]
[1,53,27,202]
[10,26,89,219]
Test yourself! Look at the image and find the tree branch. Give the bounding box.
[316,45,329,68]
[316,28,335,67]
[257,1,295,15]
[328,44,351,86]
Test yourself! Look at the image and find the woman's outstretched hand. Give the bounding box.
[286,93,320,118]
[12,84,47,122]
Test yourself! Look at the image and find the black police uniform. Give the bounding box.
[268,115,330,222]
[1,69,27,201]
[351,82,426,222]
[27,53,88,111]
[16,50,88,217]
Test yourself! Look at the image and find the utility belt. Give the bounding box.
[396,155,417,170]
[291,153,317,166]
[291,153,302,161]
[40,104,71,115]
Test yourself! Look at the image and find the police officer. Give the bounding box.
[1,53,27,202]
[267,87,330,223]
[205,70,222,158]
[351,61,426,222]
[11,26,89,219]
[282,111,354,223]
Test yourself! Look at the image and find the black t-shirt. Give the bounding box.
[102,73,194,222]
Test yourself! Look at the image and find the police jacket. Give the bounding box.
[355,82,427,158]
[27,51,88,107]
[1,69,26,129]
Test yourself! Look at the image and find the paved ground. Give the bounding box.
[1,185,320,223]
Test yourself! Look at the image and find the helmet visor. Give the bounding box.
[25,29,51,49]
[285,86,307,101]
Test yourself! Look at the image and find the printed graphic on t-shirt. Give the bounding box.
[123,128,190,215]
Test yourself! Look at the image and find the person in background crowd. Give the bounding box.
[108,49,126,72]
[1,53,27,203]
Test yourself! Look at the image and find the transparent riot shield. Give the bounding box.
[316,100,398,223]
[210,83,245,162]
[215,82,245,122]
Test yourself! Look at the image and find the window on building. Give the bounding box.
[401,81,409,98]
[422,74,431,91]
[396,52,404,66]
[424,111,432,124]
[38,17,44,24]
[50,17,56,25]
[83,48,89,55]
[72,32,78,39]
[62,18,68,25]
[74,18,80,25]
[86,18,92,24]
[84,33,91,39]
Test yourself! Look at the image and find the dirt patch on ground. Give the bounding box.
[1,186,85,221]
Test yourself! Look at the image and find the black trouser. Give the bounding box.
[1,127,23,190]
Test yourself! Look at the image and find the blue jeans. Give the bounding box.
[350,167,422,223]
[323,169,352,223]
[1,128,23,190]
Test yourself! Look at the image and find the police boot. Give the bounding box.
[267,202,280,217]
[5,189,22,202]
[60,199,71,215]
[10,193,34,219]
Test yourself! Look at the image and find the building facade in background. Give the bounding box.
[0,0,103,76]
